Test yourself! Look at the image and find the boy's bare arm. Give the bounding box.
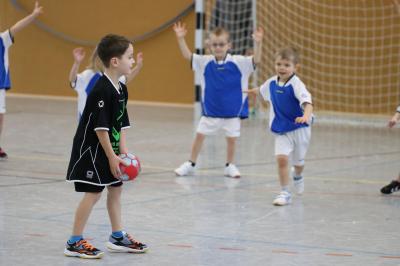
[119,129,128,154]
[9,1,43,36]
[252,27,264,64]
[96,130,124,178]
[388,108,400,128]
[295,103,313,124]
[69,48,85,84]
[125,52,143,83]
[173,22,192,60]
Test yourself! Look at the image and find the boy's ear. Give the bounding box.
[295,63,301,71]
[110,57,118,67]
[227,42,232,50]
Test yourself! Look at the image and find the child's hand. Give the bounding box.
[108,154,126,179]
[295,116,309,124]
[252,27,264,43]
[72,47,85,63]
[32,1,44,17]
[388,113,400,128]
[243,88,259,96]
[136,52,143,68]
[173,22,187,38]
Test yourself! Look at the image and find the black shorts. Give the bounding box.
[74,181,123,193]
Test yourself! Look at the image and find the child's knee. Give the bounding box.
[276,155,289,167]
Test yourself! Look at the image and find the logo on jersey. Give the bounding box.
[86,170,94,179]
[98,100,104,108]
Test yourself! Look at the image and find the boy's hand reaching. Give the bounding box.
[252,27,264,43]
[136,52,144,68]
[32,1,44,17]
[388,113,400,128]
[72,47,85,63]
[295,115,309,124]
[173,22,187,39]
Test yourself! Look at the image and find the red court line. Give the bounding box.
[381,256,400,259]
[325,253,353,257]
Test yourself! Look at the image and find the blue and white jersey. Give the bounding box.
[192,53,255,118]
[0,30,14,90]
[260,75,312,134]
[71,70,127,121]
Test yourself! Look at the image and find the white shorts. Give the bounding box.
[0,90,5,114]
[197,117,241,137]
[274,126,311,166]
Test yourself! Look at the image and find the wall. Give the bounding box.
[0,0,195,104]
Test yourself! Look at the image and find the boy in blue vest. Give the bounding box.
[0,1,43,160]
[247,47,313,206]
[173,22,263,178]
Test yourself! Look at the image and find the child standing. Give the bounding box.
[173,22,263,178]
[0,1,43,159]
[64,34,148,259]
[247,47,313,206]
[69,47,143,121]
[380,105,400,194]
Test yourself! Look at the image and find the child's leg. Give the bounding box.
[72,192,102,236]
[276,155,290,189]
[106,185,122,232]
[190,133,206,162]
[226,136,236,164]
[294,165,304,176]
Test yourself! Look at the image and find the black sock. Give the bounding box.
[189,160,196,167]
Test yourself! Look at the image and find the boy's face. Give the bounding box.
[114,43,135,76]
[275,56,297,82]
[209,33,231,60]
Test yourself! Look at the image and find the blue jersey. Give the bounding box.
[192,53,255,118]
[0,30,14,90]
[260,75,312,134]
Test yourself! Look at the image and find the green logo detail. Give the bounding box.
[112,127,120,141]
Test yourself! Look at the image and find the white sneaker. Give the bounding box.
[272,191,292,206]
[174,161,195,176]
[293,176,304,195]
[224,164,241,178]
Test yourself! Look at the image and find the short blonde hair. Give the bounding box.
[275,47,299,64]
[87,47,104,72]
[210,27,230,42]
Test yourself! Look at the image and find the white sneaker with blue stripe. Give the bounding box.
[272,191,292,206]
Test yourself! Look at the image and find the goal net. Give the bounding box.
[203,0,400,117]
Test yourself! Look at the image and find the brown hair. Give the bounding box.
[275,47,300,64]
[86,46,104,72]
[210,27,230,42]
[97,34,132,68]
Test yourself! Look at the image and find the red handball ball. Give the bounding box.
[119,153,141,181]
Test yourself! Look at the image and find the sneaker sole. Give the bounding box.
[272,199,292,206]
[224,174,241,178]
[64,248,104,259]
[106,242,149,253]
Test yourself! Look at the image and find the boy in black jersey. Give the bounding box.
[64,34,148,259]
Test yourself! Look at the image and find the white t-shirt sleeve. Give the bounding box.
[259,79,271,102]
[0,30,13,49]
[233,55,255,76]
[119,75,127,85]
[73,69,94,92]
[192,54,213,72]
[293,80,312,106]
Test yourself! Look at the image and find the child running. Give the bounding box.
[246,47,313,206]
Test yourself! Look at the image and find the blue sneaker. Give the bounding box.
[64,239,104,259]
[272,191,292,206]
[106,231,148,253]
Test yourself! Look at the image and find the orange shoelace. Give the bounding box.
[77,239,96,251]
[126,234,141,245]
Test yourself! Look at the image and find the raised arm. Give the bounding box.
[173,22,192,60]
[69,48,86,84]
[388,105,400,128]
[125,52,143,84]
[9,1,43,37]
[252,27,264,65]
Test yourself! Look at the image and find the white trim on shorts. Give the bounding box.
[0,89,6,114]
[274,126,311,166]
[196,116,241,137]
